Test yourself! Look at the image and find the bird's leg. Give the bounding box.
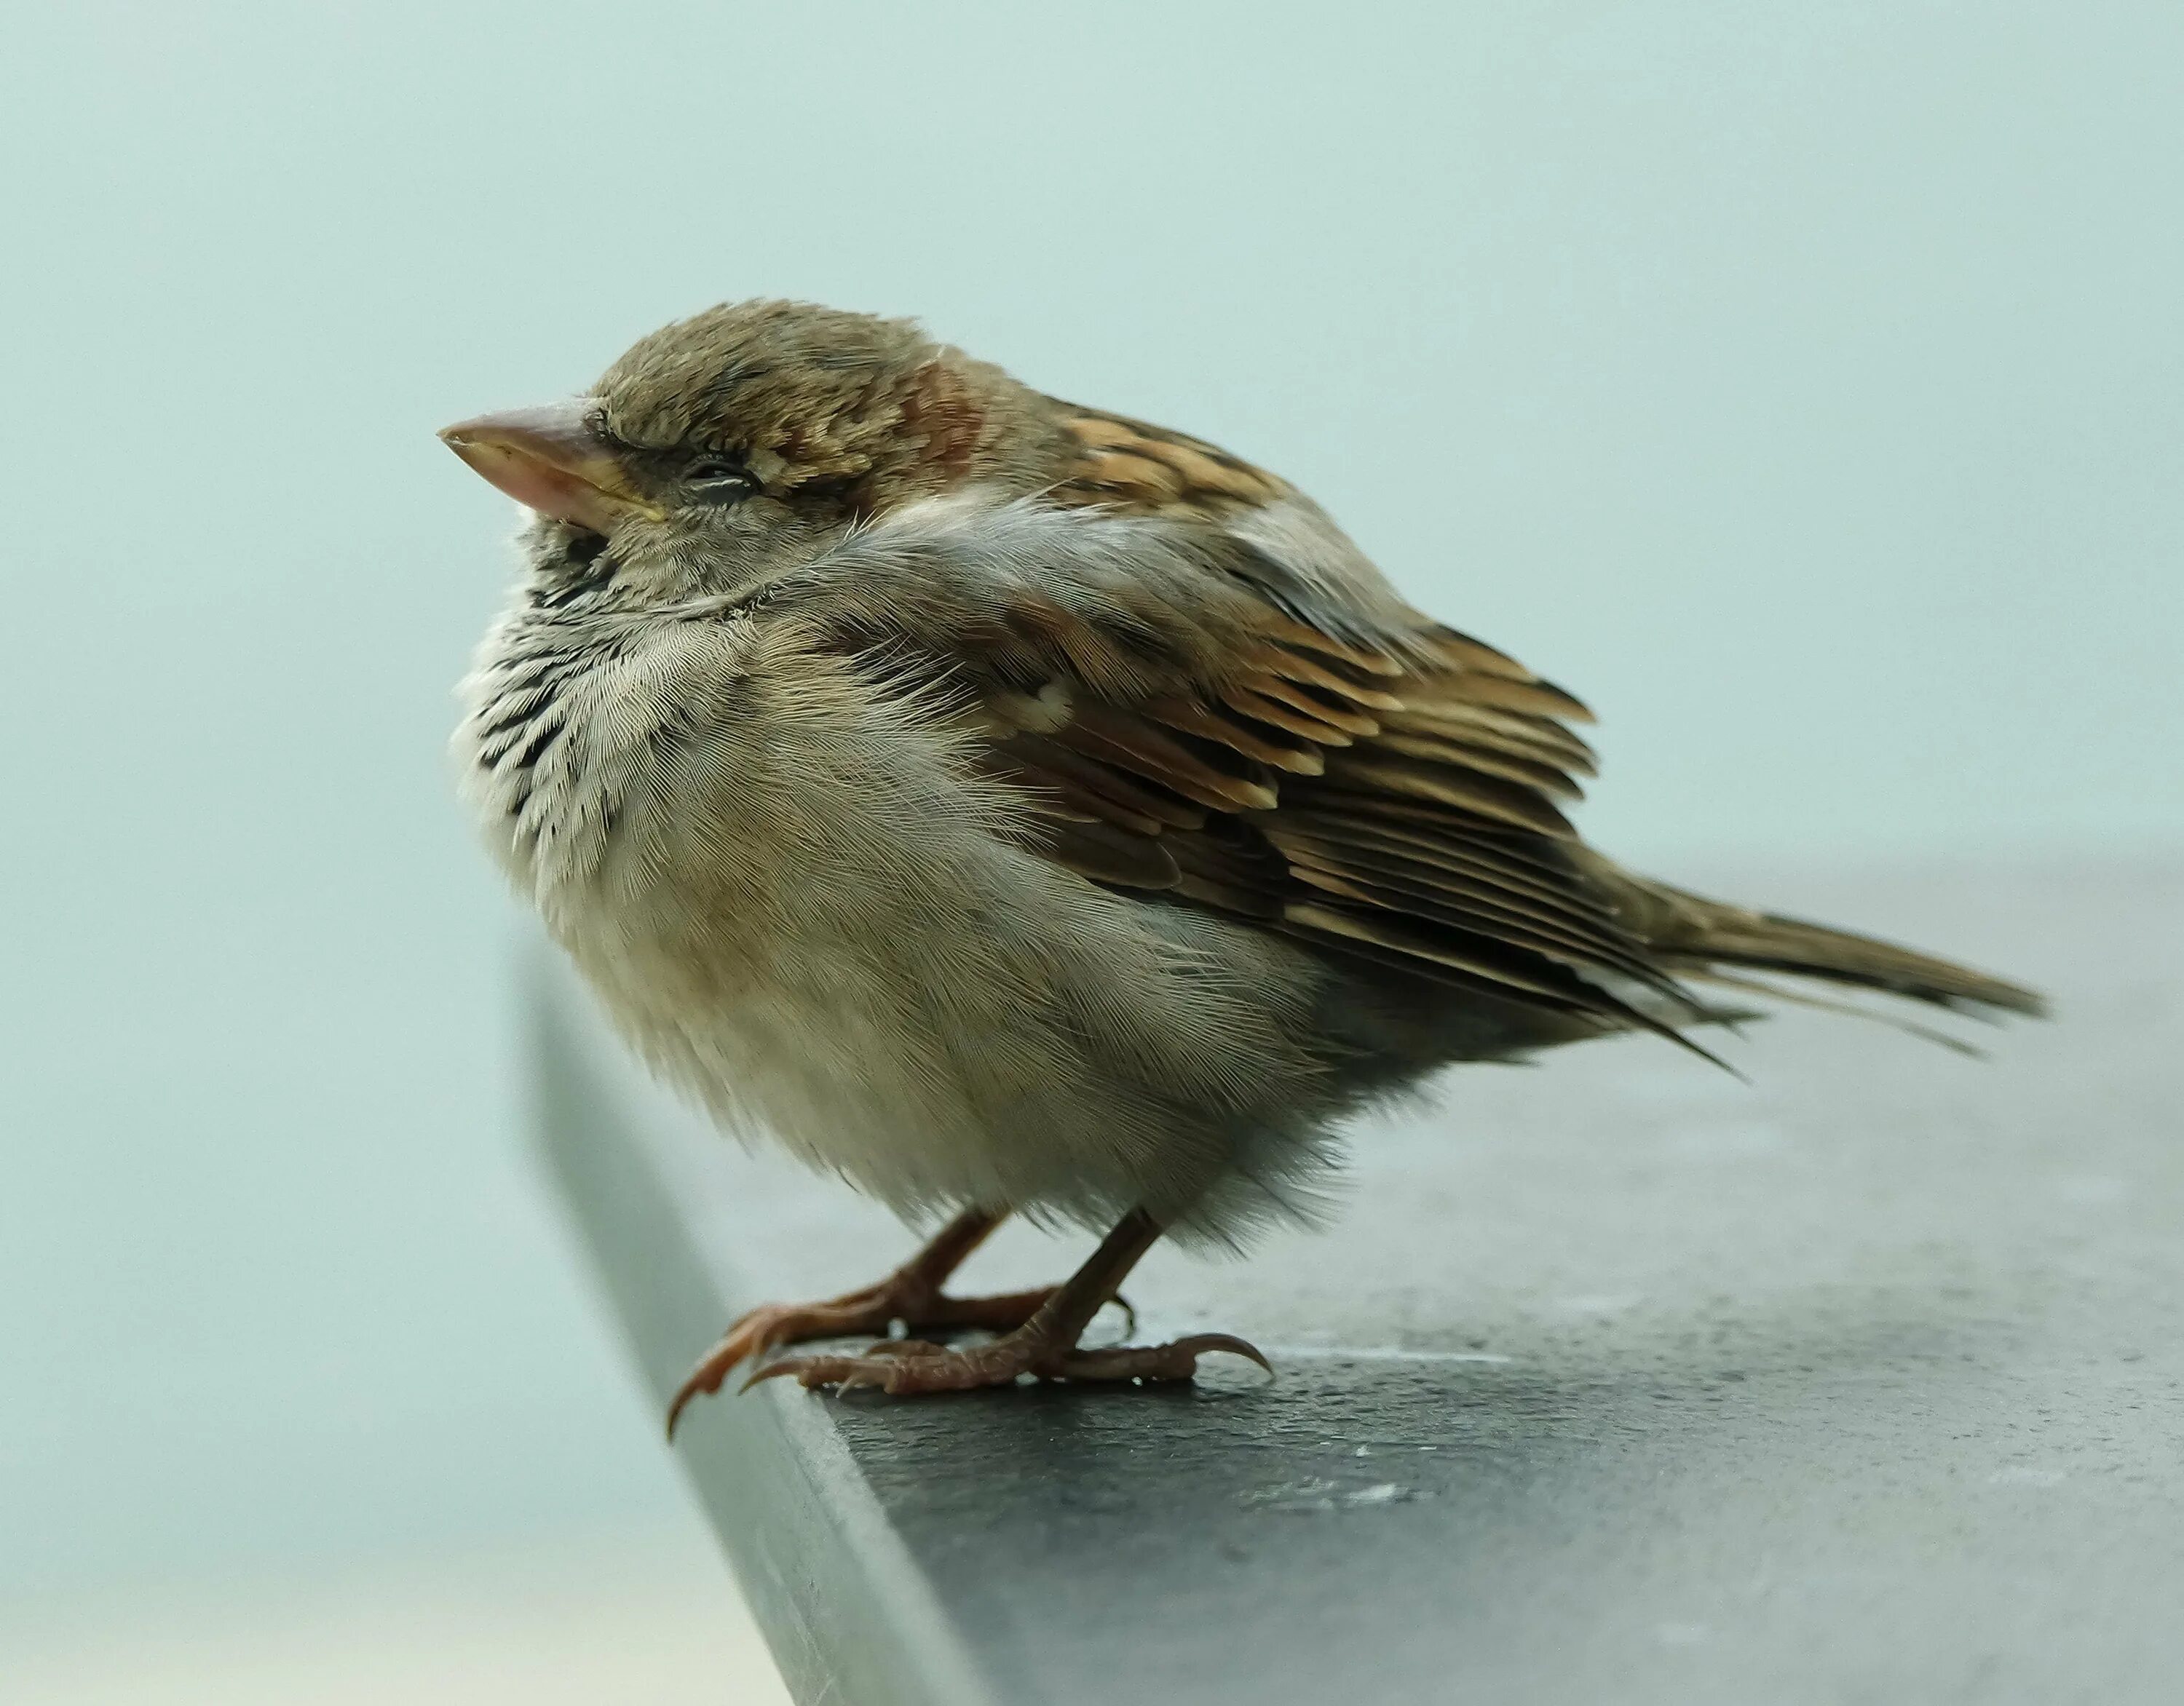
[668,1206,1062,1435]
[744,1208,1270,1397]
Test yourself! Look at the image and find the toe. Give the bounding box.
[741,1353,850,1392]
[1048,1333,1275,1383]
[739,1341,1037,1395]
[863,1338,949,1358]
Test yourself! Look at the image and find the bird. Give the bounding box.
[440,298,2044,1435]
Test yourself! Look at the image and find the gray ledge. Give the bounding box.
[531,862,2183,1706]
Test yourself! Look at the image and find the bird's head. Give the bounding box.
[440,299,1057,604]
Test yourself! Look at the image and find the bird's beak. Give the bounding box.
[438,399,662,532]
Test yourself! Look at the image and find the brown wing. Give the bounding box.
[778,403,1712,1050]
[1048,405,1292,517]
[978,616,1709,1040]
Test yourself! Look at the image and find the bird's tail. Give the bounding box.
[1618,878,2047,1037]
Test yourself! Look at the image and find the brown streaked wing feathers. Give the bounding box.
[986,611,1703,1042]
[794,419,1706,1047]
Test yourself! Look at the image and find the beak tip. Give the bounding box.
[434,398,641,531]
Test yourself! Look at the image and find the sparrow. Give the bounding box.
[441,299,2043,1435]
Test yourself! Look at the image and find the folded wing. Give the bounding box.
[764,418,1709,1047]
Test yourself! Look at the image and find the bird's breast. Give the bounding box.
[451,597,1354,1231]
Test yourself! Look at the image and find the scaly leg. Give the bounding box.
[667,1207,1058,1436]
[744,1209,1270,1397]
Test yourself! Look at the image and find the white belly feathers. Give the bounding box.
[455,601,1333,1235]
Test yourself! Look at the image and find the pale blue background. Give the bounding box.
[2,0,2177,1674]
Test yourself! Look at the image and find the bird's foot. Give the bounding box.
[744,1324,1271,1396]
[667,1276,1065,1436]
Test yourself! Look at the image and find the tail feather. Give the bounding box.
[1689,967,1995,1055]
[1624,881,2048,1023]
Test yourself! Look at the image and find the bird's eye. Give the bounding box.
[684,456,759,501]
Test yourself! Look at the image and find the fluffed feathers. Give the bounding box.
[447,298,2043,1248]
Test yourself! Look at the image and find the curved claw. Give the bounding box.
[666,1356,733,1441]
[1051,1330,1275,1384]
[667,1306,822,1438]
[1171,1332,1275,1377]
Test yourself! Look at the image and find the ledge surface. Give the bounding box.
[531,863,2183,1706]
